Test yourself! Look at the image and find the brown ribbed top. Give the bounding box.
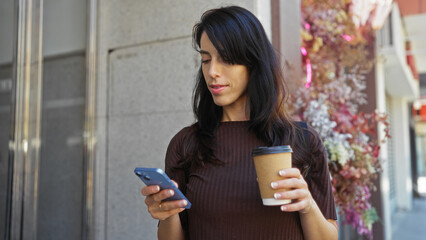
[165,121,336,240]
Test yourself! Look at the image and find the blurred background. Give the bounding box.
[0,0,425,239]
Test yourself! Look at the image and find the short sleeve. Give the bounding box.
[307,125,337,220]
[164,126,190,234]
[164,127,190,193]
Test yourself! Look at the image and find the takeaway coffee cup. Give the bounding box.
[252,145,293,206]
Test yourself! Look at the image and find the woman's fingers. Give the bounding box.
[171,180,179,188]
[155,199,188,212]
[270,168,314,213]
[278,168,302,178]
[271,177,307,190]
[270,168,307,189]
[142,187,175,203]
[152,189,175,202]
[273,188,313,212]
[274,188,306,200]
[149,200,188,220]
[152,207,185,221]
[142,185,188,220]
[141,185,160,196]
[143,189,174,207]
[280,198,312,212]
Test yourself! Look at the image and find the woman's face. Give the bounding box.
[199,32,249,112]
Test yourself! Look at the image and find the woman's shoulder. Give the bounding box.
[293,121,326,162]
[295,121,328,170]
[293,121,322,143]
[168,123,197,148]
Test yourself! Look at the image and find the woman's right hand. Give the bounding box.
[141,181,188,221]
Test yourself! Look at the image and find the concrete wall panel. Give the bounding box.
[107,112,192,239]
[108,38,196,116]
[102,0,252,50]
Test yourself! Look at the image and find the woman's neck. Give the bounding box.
[221,105,250,122]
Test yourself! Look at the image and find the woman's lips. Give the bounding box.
[209,84,227,94]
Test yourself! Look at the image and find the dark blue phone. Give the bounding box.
[135,167,191,209]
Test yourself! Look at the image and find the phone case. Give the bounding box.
[135,167,191,209]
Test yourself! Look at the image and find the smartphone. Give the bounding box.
[134,167,191,209]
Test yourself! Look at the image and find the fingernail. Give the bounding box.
[279,170,285,176]
[271,182,278,188]
[155,186,160,191]
[182,200,187,206]
[274,193,281,199]
[168,190,174,195]
[281,206,287,211]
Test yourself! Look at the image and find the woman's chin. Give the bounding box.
[212,98,226,107]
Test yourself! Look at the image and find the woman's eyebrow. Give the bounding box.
[198,50,210,55]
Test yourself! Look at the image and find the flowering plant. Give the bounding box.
[291,0,391,239]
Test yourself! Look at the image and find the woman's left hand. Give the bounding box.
[270,168,314,214]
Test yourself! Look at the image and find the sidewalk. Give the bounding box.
[391,196,426,240]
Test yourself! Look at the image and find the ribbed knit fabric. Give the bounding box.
[165,121,337,240]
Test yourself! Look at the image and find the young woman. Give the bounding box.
[142,6,338,240]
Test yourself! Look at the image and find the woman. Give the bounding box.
[142,6,338,240]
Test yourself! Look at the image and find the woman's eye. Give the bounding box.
[218,56,232,65]
[201,59,210,64]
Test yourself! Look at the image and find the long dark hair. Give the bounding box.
[185,6,312,175]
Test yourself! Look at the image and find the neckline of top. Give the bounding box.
[219,120,250,126]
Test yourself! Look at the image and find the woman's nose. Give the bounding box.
[208,60,221,78]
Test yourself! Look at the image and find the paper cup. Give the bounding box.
[252,145,292,206]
